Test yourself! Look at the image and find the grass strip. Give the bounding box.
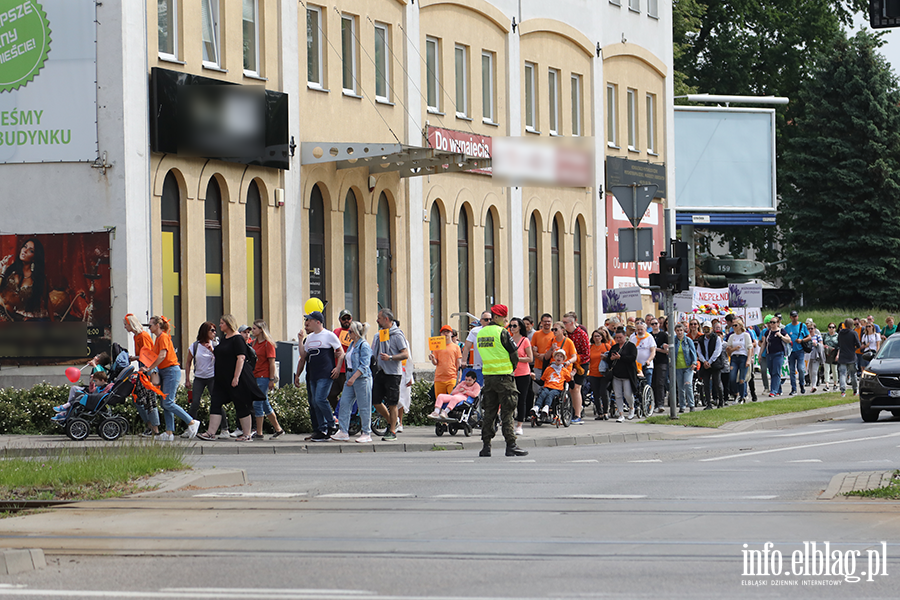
[845,471,900,500]
[643,391,856,428]
[0,441,189,502]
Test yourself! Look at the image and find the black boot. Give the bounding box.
[506,444,528,457]
[479,443,491,457]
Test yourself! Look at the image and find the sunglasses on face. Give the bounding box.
[509,324,519,328]
[551,328,559,332]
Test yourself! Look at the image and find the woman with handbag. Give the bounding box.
[860,323,881,370]
[823,322,839,391]
[807,323,825,393]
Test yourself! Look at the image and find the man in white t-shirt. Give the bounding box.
[460,310,492,386]
[294,311,344,442]
[629,321,657,382]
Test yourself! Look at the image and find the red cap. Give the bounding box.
[490,304,508,317]
[440,325,453,333]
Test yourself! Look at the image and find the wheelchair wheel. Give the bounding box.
[99,418,123,441]
[641,384,654,419]
[65,417,91,441]
[435,423,447,436]
[559,396,573,427]
[463,423,472,436]
[348,414,362,437]
[448,423,459,436]
[371,412,388,437]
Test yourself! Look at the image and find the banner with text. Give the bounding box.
[426,126,491,175]
[606,194,664,293]
[602,287,643,314]
[0,0,97,163]
[728,283,763,308]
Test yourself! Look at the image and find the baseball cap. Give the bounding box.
[238,325,251,333]
[339,309,352,319]
[440,325,453,333]
[304,311,325,323]
[553,349,567,357]
[764,314,774,324]
[790,310,799,317]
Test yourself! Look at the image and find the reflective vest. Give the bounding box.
[477,325,513,375]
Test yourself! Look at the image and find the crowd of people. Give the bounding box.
[104,304,894,447]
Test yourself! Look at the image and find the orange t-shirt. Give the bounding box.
[153,332,179,369]
[589,342,612,377]
[531,329,555,371]
[550,337,577,365]
[433,343,462,383]
[133,331,152,358]
[541,365,572,390]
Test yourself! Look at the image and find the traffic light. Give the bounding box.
[671,240,690,294]
[650,245,689,293]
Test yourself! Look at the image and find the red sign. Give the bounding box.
[426,126,492,175]
[606,194,663,291]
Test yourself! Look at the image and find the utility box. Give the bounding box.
[275,341,299,388]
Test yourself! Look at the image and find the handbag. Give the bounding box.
[824,345,837,364]
[861,348,876,361]
[801,339,813,353]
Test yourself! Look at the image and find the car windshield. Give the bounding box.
[876,338,900,360]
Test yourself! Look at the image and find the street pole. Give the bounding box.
[664,208,677,420]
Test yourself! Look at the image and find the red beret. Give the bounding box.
[490,304,508,317]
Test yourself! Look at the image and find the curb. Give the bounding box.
[132,468,247,496]
[0,549,45,575]
[720,404,858,432]
[819,470,895,500]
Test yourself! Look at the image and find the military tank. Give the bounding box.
[697,254,795,308]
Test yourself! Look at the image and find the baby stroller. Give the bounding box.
[530,382,573,428]
[59,366,135,441]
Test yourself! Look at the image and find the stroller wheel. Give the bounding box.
[435,423,445,436]
[448,423,459,436]
[463,423,472,437]
[114,416,129,435]
[99,418,123,441]
[65,417,91,441]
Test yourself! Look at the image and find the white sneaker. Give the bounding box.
[218,430,232,439]
[439,410,450,420]
[626,412,636,420]
[531,406,539,414]
[156,432,174,442]
[616,415,625,423]
[230,429,243,438]
[514,426,523,436]
[396,424,404,433]
[356,434,372,443]
[186,420,200,439]
[179,429,191,438]
[330,431,351,441]
[427,410,441,419]
[541,405,550,414]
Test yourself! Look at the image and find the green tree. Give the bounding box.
[780,30,900,308]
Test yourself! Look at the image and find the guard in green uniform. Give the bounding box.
[476,304,528,457]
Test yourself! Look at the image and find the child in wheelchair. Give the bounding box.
[531,349,573,420]
[428,370,482,420]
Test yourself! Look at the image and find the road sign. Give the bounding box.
[610,184,658,227]
[618,228,654,263]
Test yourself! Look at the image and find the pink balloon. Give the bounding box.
[65,367,81,383]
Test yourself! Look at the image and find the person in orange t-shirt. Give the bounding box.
[141,316,199,441]
[588,328,613,419]
[531,313,555,373]
[124,313,160,435]
[430,325,462,397]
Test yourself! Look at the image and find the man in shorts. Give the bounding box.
[371,308,409,441]
[562,311,590,423]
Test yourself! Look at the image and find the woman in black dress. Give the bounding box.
[197,314,263,441]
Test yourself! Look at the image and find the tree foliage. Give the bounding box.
[780,31,900,308]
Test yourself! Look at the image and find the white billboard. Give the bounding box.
[674,107,776,211]
[0,0,97,163]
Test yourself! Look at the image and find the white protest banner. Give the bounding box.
[674,290,693,313]
[692,286,730,309]
[729,283,763,308]
[602,287,643,314]
[745,307,762,326]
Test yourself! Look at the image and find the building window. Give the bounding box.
[307,6,324,86]
[426,36,440,111]
[609,0,621,5]
[574,220,583,323]
[158,0,177,59]
[607,84,617,146]
[374,22,390,101]
[458,209,469,321]
[548,68,560,135]
[482,51,494,123]
[484,209,495,307]
[309,185,326,301]
[242,0,258,74]
[528,214,538,320]
[245,181,263,323]
[344,191,359,319]
[649,0,659,18]
[342,14,357,94]
[455,44,468,117]
[629,0,640,12]
[646,93,657,153]
[571,74,582,136]
[524,62,536,131]
[551,217,560,320]
[627,88,637,150]
[160,172,182,354]
[429,204,442,336]
[376,193,393,310]
[201,0,220,66]
[204,179,224,326]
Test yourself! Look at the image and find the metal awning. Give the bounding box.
[300,142,490,178]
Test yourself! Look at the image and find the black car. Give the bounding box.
[859,336,900,422]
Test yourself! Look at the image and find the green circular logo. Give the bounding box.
[0,0,51,93]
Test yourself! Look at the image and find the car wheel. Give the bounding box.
[860,406,880,423]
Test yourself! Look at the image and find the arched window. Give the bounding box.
[309,184,326,301]
[205,178,224,326]
[161,171,182,355]
[458,208,469,319]
[429,204,442,336]
[246,181,263,323]
[528,214,538,320]
[376,193,393,310]
[484,210,495,307]
[574,220,583,323]
[551,217,560,320]
[344,190,359,318]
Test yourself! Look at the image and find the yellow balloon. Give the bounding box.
[304,298,325,314]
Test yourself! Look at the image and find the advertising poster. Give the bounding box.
[729,283,763,308]
[602,287,642,314]
[0,232,111,363]
[0,0,97,163]
[606,194,664,293]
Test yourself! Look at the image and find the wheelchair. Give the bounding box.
[530,382,573,428]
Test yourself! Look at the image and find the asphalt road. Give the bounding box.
[2,415,900,599]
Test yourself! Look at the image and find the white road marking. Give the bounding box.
[787,459,822,463]
[564,494,647,499]
[568,459,599,463]
[508,459,536,463]
[192,492,307,498]
[743,495,778,499]
[700,431,900,462]
[317,493,414,498]
[0,587,564,599]
[448,460,475,463]
[432,494,498,499]
[629,459,662,463]
[696,431,765,439]
[165,589,372,596]
[771,428,843,437]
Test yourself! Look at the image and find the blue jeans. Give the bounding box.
[768,352,784,395]
[730,355,749,399]
[254,377,275,417]
[788,349,805,392]
[534,387,561,410]
[307,377,334,433]
[136,403,160,427]
[340,375,372,434]
[159,365,192,432]
[675,368,694,408]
